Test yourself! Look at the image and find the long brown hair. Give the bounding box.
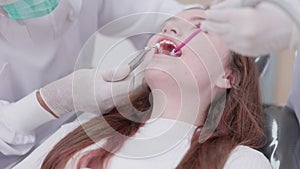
[42,52,265,169]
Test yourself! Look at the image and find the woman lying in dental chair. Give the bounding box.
[12,8,272,169]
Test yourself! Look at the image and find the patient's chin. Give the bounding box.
[144,69,178,91]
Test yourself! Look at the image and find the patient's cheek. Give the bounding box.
[206,33,230,60]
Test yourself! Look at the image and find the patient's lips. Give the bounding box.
[155,39,182,57]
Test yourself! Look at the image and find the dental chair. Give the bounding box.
[256,55,300,169]
[261,105,300,169]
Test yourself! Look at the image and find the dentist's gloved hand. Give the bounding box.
[201,0,299,56]
[39,68,145,117]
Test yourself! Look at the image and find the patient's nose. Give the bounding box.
[162,25,181,36]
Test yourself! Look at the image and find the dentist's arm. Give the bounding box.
[201,0,300,56]
[0,68,143,155]
[39,69,139,117]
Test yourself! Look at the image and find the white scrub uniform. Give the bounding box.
[0,0,192,164]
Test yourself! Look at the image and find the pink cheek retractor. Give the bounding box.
[171,28,202,56]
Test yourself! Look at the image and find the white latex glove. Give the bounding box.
[201,0,299,56]
[39,68,145,116]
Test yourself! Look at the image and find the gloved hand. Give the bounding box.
[39,68,145,116]
[201,0,299,56]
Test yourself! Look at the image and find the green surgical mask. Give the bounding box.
[2,0,60,20]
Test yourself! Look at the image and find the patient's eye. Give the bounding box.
[170,29,177,34]
[190,16,204,29]
[195,23,201,28]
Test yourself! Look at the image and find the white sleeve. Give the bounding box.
[224,145,273,169]
[98,0,200,35]
[12,113,96,169]
[287,54,300,124]
[99,0,192,20]
[0,90,55,155]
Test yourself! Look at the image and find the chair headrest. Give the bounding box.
[260,105,300,169]
[255,55,270,78]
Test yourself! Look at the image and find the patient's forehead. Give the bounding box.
[177,8,206,19]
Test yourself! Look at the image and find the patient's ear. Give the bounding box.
[215,70,232,89]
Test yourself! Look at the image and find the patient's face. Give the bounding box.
[145,9,231,102]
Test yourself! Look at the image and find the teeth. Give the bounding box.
[154,39,181,57]
[158,40,177,48]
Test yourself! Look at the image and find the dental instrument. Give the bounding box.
[171,28,202,56]
[128,45,158,73]
[102,44,159,82]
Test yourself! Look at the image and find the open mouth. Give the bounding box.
[155,39,182,57]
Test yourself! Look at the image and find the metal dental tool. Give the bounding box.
[102,44,159,82]
[128,45,158,73]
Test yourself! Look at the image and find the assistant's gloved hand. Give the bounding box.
[39,68,145,116]
[201,0,299,56]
